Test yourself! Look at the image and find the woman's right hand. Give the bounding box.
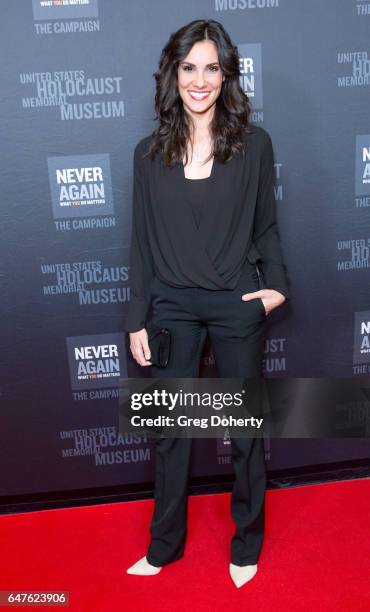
[129,328,152,366]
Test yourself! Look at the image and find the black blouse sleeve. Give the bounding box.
[251,131,290,300]
[124,143,155,333]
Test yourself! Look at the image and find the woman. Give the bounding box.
[125,19,290,588]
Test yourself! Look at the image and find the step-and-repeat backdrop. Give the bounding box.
[1,0,369,500]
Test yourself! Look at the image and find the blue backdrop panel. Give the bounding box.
[0,0,369,500]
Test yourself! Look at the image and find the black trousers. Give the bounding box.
[145,261,267,567]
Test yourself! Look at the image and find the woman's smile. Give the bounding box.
[188,90,211,101]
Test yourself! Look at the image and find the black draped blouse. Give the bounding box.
[124,124,290,333]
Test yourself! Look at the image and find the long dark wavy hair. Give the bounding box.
[143,19,253,167]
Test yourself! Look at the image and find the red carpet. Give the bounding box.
[0,479,369,611]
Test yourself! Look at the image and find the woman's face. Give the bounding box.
[177,40,225,118]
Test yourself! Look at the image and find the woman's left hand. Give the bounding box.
[241,289,286,316]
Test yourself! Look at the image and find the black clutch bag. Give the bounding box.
[146,321,171,368]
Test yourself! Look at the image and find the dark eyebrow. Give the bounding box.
[179,61,220,67]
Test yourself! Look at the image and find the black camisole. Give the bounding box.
[184,175,210,228]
